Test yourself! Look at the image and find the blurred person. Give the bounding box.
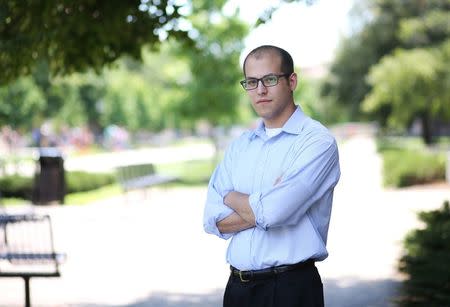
[203,45,341,307]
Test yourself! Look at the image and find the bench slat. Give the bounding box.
[0,252,66,265]
[116,163,177,191]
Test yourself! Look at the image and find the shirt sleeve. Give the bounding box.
[249,135,340,230]
[203,143,236,239]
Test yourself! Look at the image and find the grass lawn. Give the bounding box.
[64,184,122,205]
[156,159,216,186]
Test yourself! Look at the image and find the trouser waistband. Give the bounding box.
[230,259,316,282]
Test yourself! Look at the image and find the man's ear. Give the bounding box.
[289,72,298,92]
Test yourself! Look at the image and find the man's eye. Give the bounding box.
[246,79,257,86]
[263,76,277,83]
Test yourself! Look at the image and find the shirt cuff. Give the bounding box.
[249,192,266,230]
[204,211,234,240]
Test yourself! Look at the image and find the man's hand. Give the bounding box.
[224,191,256,225]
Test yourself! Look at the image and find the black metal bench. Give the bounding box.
[116,163,177,194]
[0,214,65,307]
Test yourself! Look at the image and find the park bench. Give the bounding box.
[116,163,178,194]
[0,213,65,307]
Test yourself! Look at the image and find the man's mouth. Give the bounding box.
[256,99,271,104]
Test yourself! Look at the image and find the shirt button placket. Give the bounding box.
[251,141,266,197]
[257,141,270,190]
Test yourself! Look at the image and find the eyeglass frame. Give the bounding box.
[239,73,291,90]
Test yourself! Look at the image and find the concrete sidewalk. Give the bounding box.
[0,136,449,306]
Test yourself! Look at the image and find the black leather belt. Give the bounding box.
[230,259,315,282]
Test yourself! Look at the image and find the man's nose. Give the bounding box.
[256,80,267,94]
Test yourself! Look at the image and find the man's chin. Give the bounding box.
[253,104,271,115]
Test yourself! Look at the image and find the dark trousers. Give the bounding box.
[223,263,324,307]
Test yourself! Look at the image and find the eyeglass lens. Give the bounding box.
[242,74,286,90]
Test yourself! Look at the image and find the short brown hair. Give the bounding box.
[243,45,294,76]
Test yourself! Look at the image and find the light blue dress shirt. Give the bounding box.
[203,106,340,270]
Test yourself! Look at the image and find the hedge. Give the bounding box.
[0,171,116,200]
[382,149,446,187]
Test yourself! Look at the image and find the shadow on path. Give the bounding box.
[76,278,401,307]
[324,278,401,307]
[77,290,223,307]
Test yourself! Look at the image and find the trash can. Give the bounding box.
[32,148,66,205]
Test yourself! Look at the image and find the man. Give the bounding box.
[203,45,340,307]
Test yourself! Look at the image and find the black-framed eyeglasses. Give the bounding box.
[240,73,290,90]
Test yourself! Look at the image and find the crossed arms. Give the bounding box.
[203,135,340,239]
[217,191,255,233]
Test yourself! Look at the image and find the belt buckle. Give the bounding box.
[239,270,250,283]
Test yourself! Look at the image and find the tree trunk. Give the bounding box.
[420,112,434,145]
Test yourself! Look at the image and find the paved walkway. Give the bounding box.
[0,136,449,306]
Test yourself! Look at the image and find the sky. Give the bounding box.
[224,0,354,68]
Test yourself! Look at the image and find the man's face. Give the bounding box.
[244,53,297,128]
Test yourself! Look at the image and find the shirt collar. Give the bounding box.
[249,105,307,140]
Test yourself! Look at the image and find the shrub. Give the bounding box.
[382,149,445,187]
[0,171,116,200]
[0,175,33,199]
[397,201,450,306]
[65,171,116,193]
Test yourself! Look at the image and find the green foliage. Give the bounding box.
[322,0,450,133]
[0,0,318,85]
[295,77,342,124]
[65,171,116,194]
[0,76,46,129]
[376,137,425,152]
[397,201,450,306]
[0,171,116,200]
[0,0,190,84]
[172,11,248,128]
[363,44,450,130]
[0,0,322,134]
[399,8,450,48]
[0,16,249,134]
[0,65,88,131]
[321,0,402,121]
[0,175,33,199]
[381,149,445,187]
[100,48,185,132]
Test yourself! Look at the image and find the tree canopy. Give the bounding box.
[363,41,450,144]
[0,0,319,139]
[322,0,450,143]
[0,0,314,85]
[0,0,192,85]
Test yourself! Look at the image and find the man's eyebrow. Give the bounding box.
[245,73,277,79]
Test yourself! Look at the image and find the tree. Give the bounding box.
[322,0,450,130]
[167,8,248,159]
[361,0,450,144]
[0,0,315,85]
[0,0,317,137]
[0,0,189,85]
[0,77,46,130]
[173,17,248,128]
[321,0,402,121]
[362,41,450,144]
[0,62,90,133]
